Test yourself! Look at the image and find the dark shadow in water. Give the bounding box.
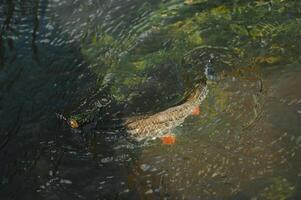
[0,1,141,199]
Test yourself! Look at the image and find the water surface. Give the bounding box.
[1,0,301,199]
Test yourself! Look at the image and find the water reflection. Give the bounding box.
[1,0,301,199]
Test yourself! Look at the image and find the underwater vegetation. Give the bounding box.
[70,0,301,125]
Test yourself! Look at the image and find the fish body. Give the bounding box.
[124,84,208,140]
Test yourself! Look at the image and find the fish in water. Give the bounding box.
[123,54,217,143]
[68,55,216,144]
[68,83,208,144]
[123,83,208,143]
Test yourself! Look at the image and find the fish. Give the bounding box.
[124,83,208,142]
[68,83,208,144]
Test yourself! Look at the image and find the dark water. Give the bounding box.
[1,0,301,199]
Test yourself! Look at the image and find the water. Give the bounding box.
[1,0,301,199]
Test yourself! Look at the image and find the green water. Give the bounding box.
[1,0,301,199]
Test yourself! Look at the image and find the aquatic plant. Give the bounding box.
[72,0,301,123]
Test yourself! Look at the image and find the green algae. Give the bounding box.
[72,0,301,123]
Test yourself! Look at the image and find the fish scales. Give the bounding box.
[125,84,208,140]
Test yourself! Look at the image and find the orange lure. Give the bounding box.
[69,119,79,129]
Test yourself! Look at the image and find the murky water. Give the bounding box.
[1,0,301,199]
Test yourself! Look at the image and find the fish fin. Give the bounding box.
[160,134,176,145]
[191,106,200,116]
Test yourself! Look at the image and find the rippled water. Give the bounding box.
[1,0,301,199]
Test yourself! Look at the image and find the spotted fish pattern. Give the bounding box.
[124,84,208,140]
